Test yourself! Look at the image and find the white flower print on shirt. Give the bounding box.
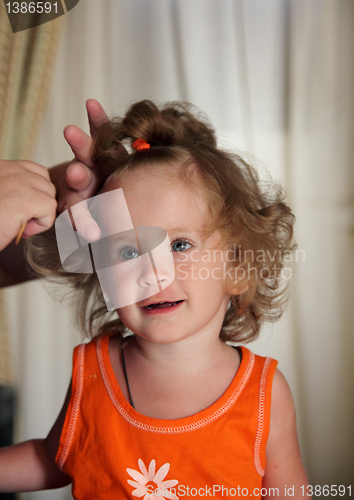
[127,459,179,500]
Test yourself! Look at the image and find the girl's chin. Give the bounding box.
[131,325,188,344]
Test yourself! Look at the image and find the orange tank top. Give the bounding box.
[56,335,278,499]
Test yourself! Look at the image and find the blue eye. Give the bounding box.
[171,239,192,252]
[121,247,139,260]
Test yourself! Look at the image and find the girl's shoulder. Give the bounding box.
[263,368,310,493]
[271,369,295,413]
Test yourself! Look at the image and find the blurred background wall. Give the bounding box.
[2,0,354,498]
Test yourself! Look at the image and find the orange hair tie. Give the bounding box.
[132,138,150,151]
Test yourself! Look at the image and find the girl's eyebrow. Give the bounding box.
[168,227,195,234]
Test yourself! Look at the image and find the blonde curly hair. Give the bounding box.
[26,100,295,343]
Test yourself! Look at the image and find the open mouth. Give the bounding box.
[144,300,184,310]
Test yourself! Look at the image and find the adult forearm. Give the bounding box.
[0,240,31,287]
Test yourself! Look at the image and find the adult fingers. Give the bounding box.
[63,100,108,164]
[86,99,109,136]
[63,125,94,167]
[0,159,51,181]
[64,161,94,192]
[61,161,103,209]
[22,218,52,238]
[24,200,101,242]
[22,169,56,198]
[21,193,58,238]
[56,189,101,242]
[69,200,101,242]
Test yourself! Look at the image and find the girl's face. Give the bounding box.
[103,163,237,346]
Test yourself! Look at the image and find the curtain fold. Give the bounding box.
[0,3,64,388]
[0,3,64,159]
[286,0,354,483]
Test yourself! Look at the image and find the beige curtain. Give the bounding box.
[0,4,64,385]
[285,0,354,483]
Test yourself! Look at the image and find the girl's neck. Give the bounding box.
[117,333,240,420]
[129,333,229,375]
[109,323,241,419]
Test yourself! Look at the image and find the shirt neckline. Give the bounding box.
[96,334,255,434]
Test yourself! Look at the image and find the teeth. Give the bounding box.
[145,301,179,310]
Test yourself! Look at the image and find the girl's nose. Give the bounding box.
[136,226,175,290]
[153,258,175,290]
[137,258,159,288]
[137,253,175,291]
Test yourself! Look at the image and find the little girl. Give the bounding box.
[0,100,310,498]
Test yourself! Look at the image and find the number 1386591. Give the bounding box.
[5,2,58,14]
[301,485,351,497]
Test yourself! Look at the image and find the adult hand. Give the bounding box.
[0,100,115,286]
[0,160,57,252]
[55,99,109,241]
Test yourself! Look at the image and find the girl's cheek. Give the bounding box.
[173,249,230,286]
[175,262,190,281]
[173,251,197,279]
[173,250,189,264]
